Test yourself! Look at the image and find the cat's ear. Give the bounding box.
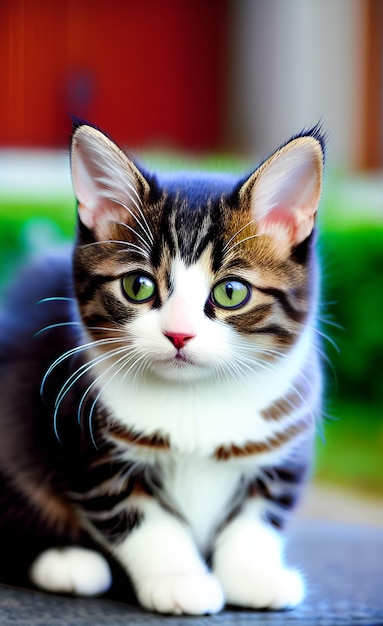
[240,134,324,248]
[71,125,150,239]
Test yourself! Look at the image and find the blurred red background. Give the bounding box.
[0,0,229,150]
[0,0,381,168]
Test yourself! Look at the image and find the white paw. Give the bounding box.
[30,547,112,596]
[136,572,225,615]
[216,566,304,610]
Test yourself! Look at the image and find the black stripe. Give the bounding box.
[76,274,116,304]
[252,460,310,531]
[268,466,307,484]
[263,510,285,530]
[251,324,294,342]
[257,478,298,509]
[204,300,217,320]
[75,448,163,546]
[77,460,127,493]
[103,293,134,324]
[192,220,217,264]
[231,303,273,329]
[81,489,134,513]
[257,286,306,322]
[90,508,142,544]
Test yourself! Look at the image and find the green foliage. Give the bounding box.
[315,402,383,493]
[319,227,383,405]
[0,199,75,292]
[315,224,383,494]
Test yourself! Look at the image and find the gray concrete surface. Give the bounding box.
[0,521,382,625]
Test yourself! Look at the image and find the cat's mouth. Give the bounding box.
[164,352,197,370]
[151,350,210,381]
[152,353,193,366]
[173,350,193,364]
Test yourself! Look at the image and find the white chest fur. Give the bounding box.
[159,452,244,554]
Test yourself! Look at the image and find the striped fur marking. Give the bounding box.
[256,286,307,323]
[87,505,143,545]
[247,462,309,530]
[74,455,155,545]
[107,424,170,450]
[260,378,308,421]
[213,418,310,461]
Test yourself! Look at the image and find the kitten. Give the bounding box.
[0,123,324,615]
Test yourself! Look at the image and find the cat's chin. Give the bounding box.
[148,359,214,383]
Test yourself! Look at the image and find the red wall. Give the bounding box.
[0,0,230,150]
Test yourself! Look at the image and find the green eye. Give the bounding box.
[211,279,250,309]
[122,273,156,303]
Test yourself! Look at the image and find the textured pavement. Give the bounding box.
[0,521,382,625]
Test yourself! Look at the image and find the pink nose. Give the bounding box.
[164,332,195,350]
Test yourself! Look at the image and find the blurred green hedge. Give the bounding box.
[315,224,383,492]
[0,198,75,289]
[320,226,383,406]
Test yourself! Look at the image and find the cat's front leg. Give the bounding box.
[212,499,304,610]
[112,496,224,615]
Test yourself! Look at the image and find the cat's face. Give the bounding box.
[71,125,324,384]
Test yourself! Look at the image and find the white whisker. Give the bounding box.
[113,222,151,252]
[314,344,337,381]
[223,219,255,252]
[40,335,128,398]
[315,327,340,354]
[53,344,125,413]
[111,198,154,245]
[317,313,343,331]
[227,340,316,423]
[225,233,262,255]
[78,348,140,448]
[79,239,150,260]
[38,297,75,304]
[35,321,81,337]
[53,344,129,442]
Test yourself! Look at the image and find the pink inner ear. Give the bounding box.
[77,192,133,243]
[258,206,299,242]
[248,137,323,248]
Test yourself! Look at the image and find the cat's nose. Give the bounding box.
[164,332,195,350]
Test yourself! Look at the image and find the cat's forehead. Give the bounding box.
[146,171,254,269]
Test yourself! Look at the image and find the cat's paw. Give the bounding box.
[30,547,112,596]
[136,572,225,615]
[216,566,304,610]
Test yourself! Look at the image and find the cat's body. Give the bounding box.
[0,125,324,614]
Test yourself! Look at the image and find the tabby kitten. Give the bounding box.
[0,124,324,615]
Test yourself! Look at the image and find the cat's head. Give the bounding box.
[71,124,324,383]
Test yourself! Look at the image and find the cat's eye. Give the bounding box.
[211,279,251,310]
[122,273,156,303]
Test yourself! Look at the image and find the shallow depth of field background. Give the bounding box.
[0,0,382,498]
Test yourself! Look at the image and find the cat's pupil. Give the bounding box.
[226,284,234,300]
[133,277,144,296]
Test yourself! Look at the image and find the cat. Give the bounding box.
[0,123,324,615]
